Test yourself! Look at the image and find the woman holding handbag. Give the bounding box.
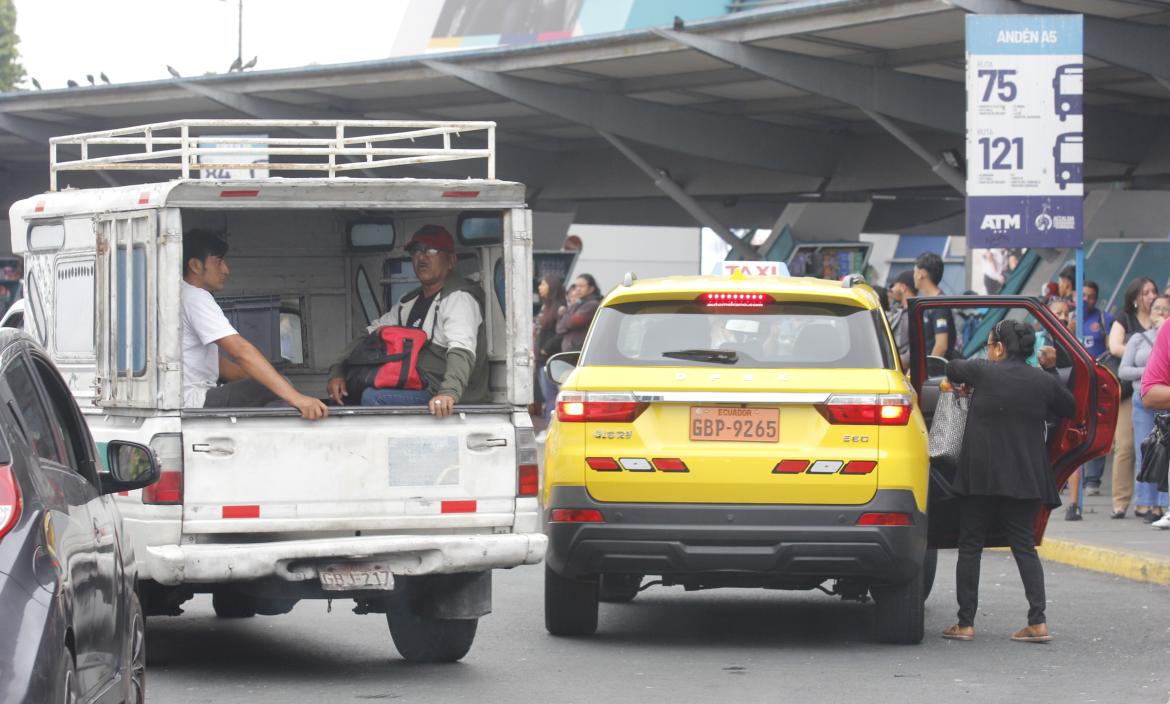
[941,320,1075,644]
[1119,295,1170,521]
[1106,277,1157,518]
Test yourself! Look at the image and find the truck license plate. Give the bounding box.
[689,407,779,442]
[319,562,394,591]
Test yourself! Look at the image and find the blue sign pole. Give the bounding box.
[1073,246,1084,517]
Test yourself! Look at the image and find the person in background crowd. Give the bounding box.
[983,249,1006,295]
[913,252,956,359]
[1119,294,1170,522]
[941,320,1074,644]
[1073,281,1112,500]
[1056,265,1076,306]
[557,274,602,353]
[887,270,917,369]
[534,275,566,438]
[1106,277,1157,519]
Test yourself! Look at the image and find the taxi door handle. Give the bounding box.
[192,443,235,457]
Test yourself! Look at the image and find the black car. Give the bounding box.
[0,330,159,703]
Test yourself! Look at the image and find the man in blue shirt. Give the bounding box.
[1080,281,1112,359]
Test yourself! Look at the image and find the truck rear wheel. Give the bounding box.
[871,566,925,645]
[598,574,642,603]
[544,565,599,635]
[212,591,256,618]
[387,601,478,663]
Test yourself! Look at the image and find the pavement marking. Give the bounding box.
[1034,538,1170,586]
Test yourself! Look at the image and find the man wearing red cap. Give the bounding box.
[326,225,488,416]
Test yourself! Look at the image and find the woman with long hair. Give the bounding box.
[1119,294,1170,523]
[535,275,566,425]
[1107,277,1158,519]
[556,274,602,353]
[941,320,1075,643]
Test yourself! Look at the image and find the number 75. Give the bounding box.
[978,69,1018,102]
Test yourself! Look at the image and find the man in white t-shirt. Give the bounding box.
[182,230,328,420]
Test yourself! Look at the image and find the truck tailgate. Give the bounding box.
[180,410,517,534]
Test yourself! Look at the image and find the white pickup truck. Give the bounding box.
[8,120,546,662]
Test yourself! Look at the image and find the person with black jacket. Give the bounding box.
[534,275,566,424]
[940,320,1076,644]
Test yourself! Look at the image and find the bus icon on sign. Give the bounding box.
[1053,64,1083,121]
[1053,133,1084,190]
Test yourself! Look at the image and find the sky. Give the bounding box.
[13,0,412,90]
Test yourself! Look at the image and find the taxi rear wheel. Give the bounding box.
[872,566,925,645]
[545,565,598,636]
[598,574,642,603]
[922,549,938,600]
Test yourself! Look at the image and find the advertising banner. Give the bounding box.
[966,15,1083,248]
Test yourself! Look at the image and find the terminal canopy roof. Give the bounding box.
[2,0,1169,237]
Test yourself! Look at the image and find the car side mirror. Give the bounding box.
[926,355,948,379]
[100,440,160,495]
[546,351,580,385]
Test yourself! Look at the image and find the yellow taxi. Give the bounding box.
[542,271,931,643]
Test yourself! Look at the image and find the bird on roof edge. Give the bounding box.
[30,77,41,90]
[166,65,181,79]
[100,72,110,84]
[229,56,242,72]
[242,56,258,70]
[86,74,95,85]
[673,15,685,31]
[66,79,79,88]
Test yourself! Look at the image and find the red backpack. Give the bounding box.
[343,326,429,398]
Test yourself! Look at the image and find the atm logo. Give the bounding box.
[980,214,1021,232]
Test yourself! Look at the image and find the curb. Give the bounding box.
[1035,538,1170,586]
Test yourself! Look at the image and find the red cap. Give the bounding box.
[406,225,455,253]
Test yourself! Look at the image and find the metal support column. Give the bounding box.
[861,108,967,195]
[598,130,760,261]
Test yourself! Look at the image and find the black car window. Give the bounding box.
[581,300,893,370]
[31,356,89,476]
[4,356,66,465]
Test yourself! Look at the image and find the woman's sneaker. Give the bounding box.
[1151,514,1170,530]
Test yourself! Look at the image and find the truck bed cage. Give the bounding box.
[48,119,496,191]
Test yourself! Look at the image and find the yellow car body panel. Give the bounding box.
[545,276,928,510]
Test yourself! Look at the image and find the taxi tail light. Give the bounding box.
[557,392,647,423]
[818,394,912,426]
[586,457,620,471]
[856,512,913,526]
[698,292,773,308]
[516,427,540,497]
[550,509,605,523]
[0,465,21,541]
[841,461,878,475]
[143,434,183,505]
[652,458,688,472]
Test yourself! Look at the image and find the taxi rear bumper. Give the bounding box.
[545,486,926,587]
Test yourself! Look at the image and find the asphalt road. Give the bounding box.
[146,553,1170,703]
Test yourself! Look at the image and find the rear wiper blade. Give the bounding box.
[661,348,739,364]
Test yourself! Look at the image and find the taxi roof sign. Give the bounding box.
[720,261,790,277]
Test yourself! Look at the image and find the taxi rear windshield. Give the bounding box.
[581,300,893,369]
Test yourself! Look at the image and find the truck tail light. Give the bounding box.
[143,434,183,505]
[515,427,540,496]
[0,465,21,540]
[557,392,647,423]
[818,394,912,426]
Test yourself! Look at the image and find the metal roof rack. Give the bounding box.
[48,119,496,191]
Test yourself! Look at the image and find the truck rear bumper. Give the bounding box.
[545,486,925,586]
[144,533,547,586]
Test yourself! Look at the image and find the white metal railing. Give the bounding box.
[48,119,497,191]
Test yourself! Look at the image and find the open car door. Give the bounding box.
[908,295,1119,548]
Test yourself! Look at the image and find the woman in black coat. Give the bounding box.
[941,319,1076,644]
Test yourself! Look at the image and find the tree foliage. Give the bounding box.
[0,0,26,92]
